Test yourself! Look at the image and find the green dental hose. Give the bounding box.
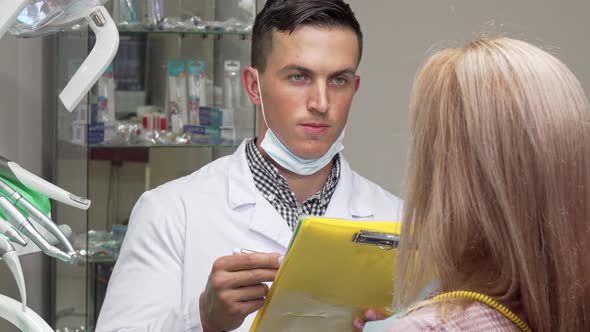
[0,175,51,220]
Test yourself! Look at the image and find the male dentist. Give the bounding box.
[96,1,403,331]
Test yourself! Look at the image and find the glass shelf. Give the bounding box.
[88,143,239,162]
[117,25,251,39]
[80,255,118,264]
[89,143,240,149]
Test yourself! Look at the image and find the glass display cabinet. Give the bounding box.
[52,1,257,330]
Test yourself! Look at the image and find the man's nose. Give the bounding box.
[307,81,329,113]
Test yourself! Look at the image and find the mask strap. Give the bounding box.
[255,70,271,129]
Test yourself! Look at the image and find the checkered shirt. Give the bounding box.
[245,139,341,231]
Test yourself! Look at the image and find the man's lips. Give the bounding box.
[300,123,330,134]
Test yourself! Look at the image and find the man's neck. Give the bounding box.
[278,161,333,204]
[256,140,333,204]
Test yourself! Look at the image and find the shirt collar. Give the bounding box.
[245,139,341,202]
[229,140,378,219]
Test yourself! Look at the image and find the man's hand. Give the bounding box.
[200,252,281,332]
[352,308,388,332]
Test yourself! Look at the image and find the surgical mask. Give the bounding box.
[255,70,345,176]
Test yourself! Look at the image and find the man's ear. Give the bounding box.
[354,75,361,94]
[242,66,261,106]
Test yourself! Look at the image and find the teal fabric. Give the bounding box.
[362,279,440,332]
[363,313,403,332]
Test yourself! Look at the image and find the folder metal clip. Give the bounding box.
[352,230,400,250]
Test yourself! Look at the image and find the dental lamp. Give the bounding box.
[1,0,119,112]
[0,0,120,330]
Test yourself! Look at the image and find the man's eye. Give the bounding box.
[331,77,348,86]
[289,74,306,82]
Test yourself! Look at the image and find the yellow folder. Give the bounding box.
[250,217,401,332]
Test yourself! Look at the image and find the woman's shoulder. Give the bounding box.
[382,302,522,332]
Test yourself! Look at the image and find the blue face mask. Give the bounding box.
[255,70,345,176]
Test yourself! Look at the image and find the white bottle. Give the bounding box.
[224,60,241,110]
[187,60,206,126]
[167,60,188,133]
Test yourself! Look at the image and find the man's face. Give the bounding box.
[258,26,360,160]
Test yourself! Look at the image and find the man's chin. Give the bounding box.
[293,147,330,160]
[290,139,333,159]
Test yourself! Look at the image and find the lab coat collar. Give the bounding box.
[325,156,375,219]
[227,141,375,247]
[249,196,293,248]
[227,139,292,248]
[228,142,374,216]
[227,140,258,209]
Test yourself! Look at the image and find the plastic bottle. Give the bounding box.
[114,0,138,24]
[224,60,241,110]
[187,60,206,126]
[167,60,188,133]
[96,63,116,123]
[144,0,164,29]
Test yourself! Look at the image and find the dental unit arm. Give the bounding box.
[0,163,86,331]
[60,5,120,111]
[0,238,53,332]
[0,158,89,332]
[0,1,119,331]
[2,0,119,112]
[0,236,57,331]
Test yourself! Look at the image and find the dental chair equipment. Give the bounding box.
[0,238,52,332]
[0,216,27,247]
[1,0,119,112]
[0,0,119,330]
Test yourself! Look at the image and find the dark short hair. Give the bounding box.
[252,0,363,72]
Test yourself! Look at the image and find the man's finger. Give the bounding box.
[235,298,266,316]
[234,284,270,302]
[223,253,282,272]
[227,268,277,287]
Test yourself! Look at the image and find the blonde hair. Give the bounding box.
[396,37,590,332]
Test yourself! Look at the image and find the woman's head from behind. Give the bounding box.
[397,37,590,332]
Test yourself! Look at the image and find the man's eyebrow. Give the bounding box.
[278,65,314,75]
[331,69,357,76]
[278,65,357,76]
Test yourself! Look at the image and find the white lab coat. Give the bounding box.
[96,140,403,332]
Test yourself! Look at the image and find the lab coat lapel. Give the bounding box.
[227,141,257,209]
[249,197,292,249]
[325,156,375,220]
[227,140,292,249]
